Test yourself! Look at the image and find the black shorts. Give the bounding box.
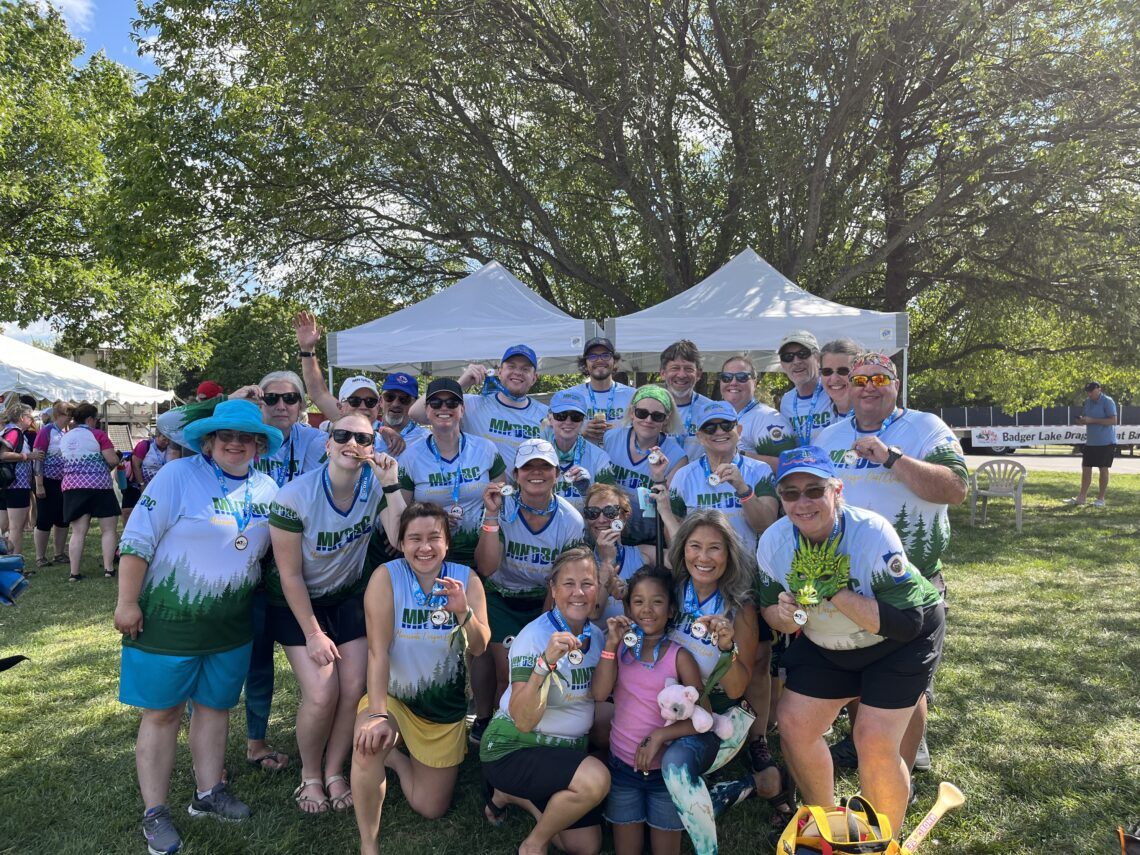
[120,485,142,509]
[35,479,65,531]
[2,488,31,510]
[1082,444,1115,468]
[62,488,121,522]
[268,592,367,647]
[482,746,605,830]
[783,604,946,710]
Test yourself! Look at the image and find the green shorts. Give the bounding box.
[485,586,546,645]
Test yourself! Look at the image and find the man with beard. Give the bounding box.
[569,337,636,445]
[658,339,713,460]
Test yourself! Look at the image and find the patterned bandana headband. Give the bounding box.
[631,385,674,412]
[850,352,897,378]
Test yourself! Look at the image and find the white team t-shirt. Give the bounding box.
[779,383,839,446]
[668,391,715,460]
[462,393,549,471]
[491,496,587,598]
[568,381,637,427]
[736,400,797,458]
[253,421,328,486]
[668,454,776,554]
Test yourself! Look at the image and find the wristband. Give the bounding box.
[382,483,401,494]
[599,650,616,660]
[458,608,474,628]
[737,487,754,503]
[481,523,500,533]
[367,712,389,720]
[533,656,552,676]
[298,351,315,358]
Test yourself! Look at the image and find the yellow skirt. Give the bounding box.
[357,694,467,769]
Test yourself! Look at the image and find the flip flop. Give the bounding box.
[247,749,289,772]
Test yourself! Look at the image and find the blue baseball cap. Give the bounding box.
[382,373,418,398]
[549,389,588,415]
[501,344,538,368]
[775,445,836,483]
[695,399,739,428]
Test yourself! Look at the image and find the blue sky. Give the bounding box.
[54,0,158,77]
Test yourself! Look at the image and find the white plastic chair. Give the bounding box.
[969,459,1028,532]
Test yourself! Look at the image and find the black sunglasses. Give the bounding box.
[779,348,813,362]
[345,395,379,408]
[551,411,585,423]
[382,392,411,404]
[262,392,302,406]
[633,407,667,423]
[718,371,754,383]
[427,397,462,410]
[331,429,375,446]
[584,505,621,520]
[820,367,850,377]
[699,420,736,435]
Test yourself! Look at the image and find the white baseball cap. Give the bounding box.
[338,375,379,400]
[513,438,559,469]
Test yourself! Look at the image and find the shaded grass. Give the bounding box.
[0,471,1137,853]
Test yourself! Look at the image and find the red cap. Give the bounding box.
[196,380,224,398]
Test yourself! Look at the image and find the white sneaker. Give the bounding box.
[1091,499,1105,508]
[1062,497,1085,506]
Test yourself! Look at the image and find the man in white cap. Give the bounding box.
[777,330,837,446]
[568,336,636,444]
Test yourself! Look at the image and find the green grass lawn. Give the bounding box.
[1,471,1137,854]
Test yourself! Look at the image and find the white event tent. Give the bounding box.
[328,261,592,376]
[611,248,910,374]
[0,334,173,405]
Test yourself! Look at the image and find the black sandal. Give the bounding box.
[68,573,83,582]
[104,568,117,579]
[765,765,798,840]
[482,778,507,828]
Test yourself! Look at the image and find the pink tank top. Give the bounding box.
[610,642,681,769]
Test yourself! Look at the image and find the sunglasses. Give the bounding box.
[779,348,813,363]
[776,484,829,502]
[551,411,585,423]
[820,367,850,377]
[584,505,621,520]
[718,371,755,383]
[850,373,894,388]
[331,429,375,446]
[262,391,302,406]
[382,392,411,404]
[214,430,258,444]
[633,407,668,423]
[345,395,379,408]
[699,420,736,435]
[427,397,462,410]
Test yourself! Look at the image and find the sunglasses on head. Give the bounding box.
[345,395,379,408]
[215,430,258,444]
[426,397,462,410]
[331,429,375,446]
[820,367,850,377]
[776,484,828,502]
[719,371,754,383]
[584,505,621,520]
[633,407,667,423]
[779,348,813,363]
[699,420,736,435]
[551,411,584,423]
[850,373,894,388]
[262,392,302,406]
[382,392,411,404]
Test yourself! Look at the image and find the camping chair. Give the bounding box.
[969,459,1028,532]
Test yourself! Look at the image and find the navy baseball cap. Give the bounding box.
[501,344,537,368]
[382,373,418,398]
[776,446,836,483]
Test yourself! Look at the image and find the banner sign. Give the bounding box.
[970,425,1140,447]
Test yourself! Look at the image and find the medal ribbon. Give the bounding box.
[209,458,254,537]
[548,607,591,654]
[429,434,467,507]
[518,493,558,517]
[322,460,373,511]
[481,373,529,403]
[587,384,616,420]
[700,453,743,486]
[623,624,667,667]
[408,560,449,609]
[850,407,902,441]
[793,383,825,447]
[792,508,845,555]
[683,579,723,618]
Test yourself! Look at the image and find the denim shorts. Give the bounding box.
[119,642,253,710]
[604,753,683,832]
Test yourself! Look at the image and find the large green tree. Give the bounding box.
[113,0,1140,403]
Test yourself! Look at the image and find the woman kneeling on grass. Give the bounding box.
[480,547,610,855]
[114,399,282,855]
[268,412,405,816]
[351,502,490,855]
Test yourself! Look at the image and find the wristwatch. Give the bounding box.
[884,445,904,469]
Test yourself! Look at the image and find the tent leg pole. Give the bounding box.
[901,348,909,407]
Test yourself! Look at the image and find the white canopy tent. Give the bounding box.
[328,261,593,376]
[610,248,910,374]
[0,334,173,405]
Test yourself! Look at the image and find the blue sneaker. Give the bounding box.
[142,805,181,855]
[188,783,251,822]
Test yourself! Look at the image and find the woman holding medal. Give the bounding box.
[114,400,282,855]
[351,502,490,853]
[546,389,617,513]
[267,411,405,815]
[480,547,609,855]
[661,510,796,854]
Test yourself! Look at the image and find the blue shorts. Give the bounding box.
[119,643,253,710]
[604,753,683,832]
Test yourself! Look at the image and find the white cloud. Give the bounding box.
[4,320,58,346]
[40,0,95,33]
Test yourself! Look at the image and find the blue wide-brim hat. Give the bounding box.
[182,399,284,456]
[776,445,836,483]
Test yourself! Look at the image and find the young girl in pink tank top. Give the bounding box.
[591,566,704,855]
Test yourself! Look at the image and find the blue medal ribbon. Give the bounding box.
[683,579,723,640]
[481,373,529,403]
[208,458,254,537]
[792,508,845,554]
[548,606,591,653]
[408,561,449,609]
[321,460,373,512]
[622,624,667,668]
[850,407,902,441]
[587,384,617,421]
[700,453,743,486]
[737,399,758,417]
[793,382,826,447]
[429,434,467,507]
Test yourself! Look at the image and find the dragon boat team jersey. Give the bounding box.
[667,392,715,461]
[779,383,839,446]
[462,393,549,472]
[815,410,968,577]
[253,421,327,487]
[567,381,636,427]
[33,424,66,480]
[490,497,586,598]
[552,437,617,512]
[397,434,506,566]
[119,456,277,655]
[374,420,428,458]
[737,401,797,459]
[480,612,602,762]
[132,439,170,486]
[60,425,115,490]
[600,545,647,622]
[267,464,387,605]
[384,558,473,724]
[668,588,741,714]
[755,505,941,651]
[603,428,686,495]
[668,455,777,554]
[2,425,32,489]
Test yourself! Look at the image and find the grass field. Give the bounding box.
[1,471,1137,854]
